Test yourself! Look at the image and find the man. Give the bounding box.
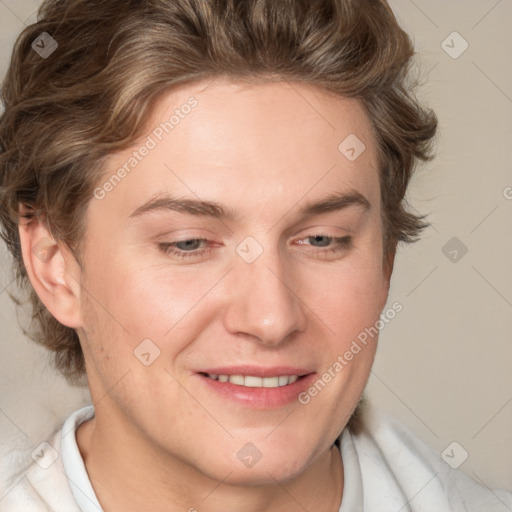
[0,0,510,510]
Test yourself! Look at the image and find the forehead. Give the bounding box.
[96,78,380,224]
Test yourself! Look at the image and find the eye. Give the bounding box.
[158,234,353,261]
[159,238,212,259]
[296,235,352,258]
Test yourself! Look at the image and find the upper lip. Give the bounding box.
[197,366,314,377]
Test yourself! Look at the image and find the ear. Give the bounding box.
[17,205,83,329]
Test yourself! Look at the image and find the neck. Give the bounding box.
[76,413,344,512]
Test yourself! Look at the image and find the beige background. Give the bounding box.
[0,0,511,491]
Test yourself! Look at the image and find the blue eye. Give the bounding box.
[299,235,352,254]
[158,235,352,261]
[159,238,211,259]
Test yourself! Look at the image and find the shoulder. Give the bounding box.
[347,401,512,512]
[0,421,82,511]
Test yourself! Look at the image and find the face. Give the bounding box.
[75,79,392,484]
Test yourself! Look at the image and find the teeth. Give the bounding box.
[263,376,279,388]
[244,376,263,387]
[278,375,289,386]
[229,375,245,386]
[206,373,300,388]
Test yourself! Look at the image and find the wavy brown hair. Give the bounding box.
[0,0,437,385]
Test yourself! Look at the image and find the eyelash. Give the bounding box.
[159,235,352,260]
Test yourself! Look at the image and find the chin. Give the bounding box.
[227,458,309,487]
[195,446,312,487]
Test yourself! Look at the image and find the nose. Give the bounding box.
[222,245,307,347]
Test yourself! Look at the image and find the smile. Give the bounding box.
[204,373,300,388]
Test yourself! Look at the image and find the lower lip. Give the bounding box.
[196,373,317,409]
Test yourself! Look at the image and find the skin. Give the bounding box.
[19,78,395,512]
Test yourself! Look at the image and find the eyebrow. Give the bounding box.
[128,190,371,222]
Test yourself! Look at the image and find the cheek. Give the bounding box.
[306,256,387,343]
[91,256,225,361]
[82,224,387,355]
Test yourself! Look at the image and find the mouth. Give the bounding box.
[199,373,304,388]
[195,367,315,408]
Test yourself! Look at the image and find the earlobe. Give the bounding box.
[17,208,83,329]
